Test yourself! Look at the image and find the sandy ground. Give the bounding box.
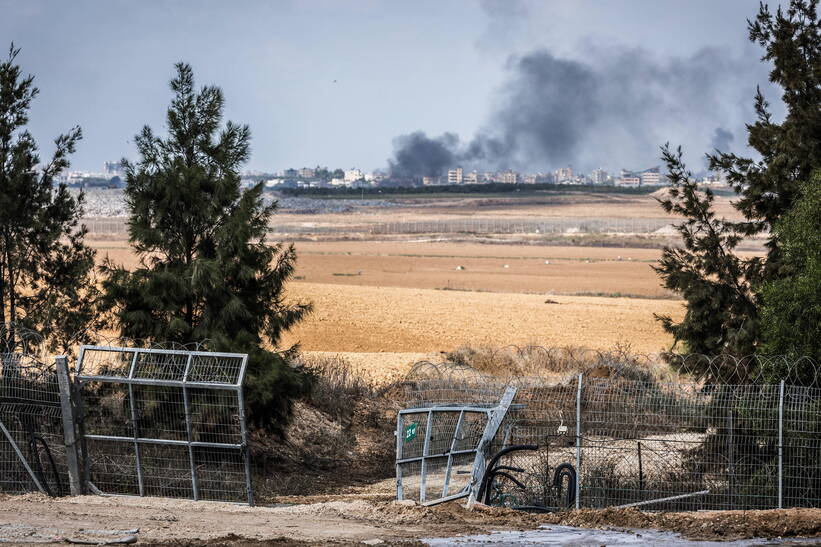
[93,241,673,298]
[281,282,683,355]
[2,494,819,545]
[90,239,686,378]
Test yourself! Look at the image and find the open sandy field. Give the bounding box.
[91,238,686,380]
[85,190,762,377]
[279,283,683,354]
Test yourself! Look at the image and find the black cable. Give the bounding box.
[553,462,576,507]
[483,470,529,505]
[477,444,538,503]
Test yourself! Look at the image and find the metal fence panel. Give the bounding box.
[396,387,516,506]
[398,360,821,511]
[75,345,253,505]
[0,354,69,497]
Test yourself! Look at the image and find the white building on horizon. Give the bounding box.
[447,167,463,184]
[344,168,364,183]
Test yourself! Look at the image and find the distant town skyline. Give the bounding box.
[2,0,784,174]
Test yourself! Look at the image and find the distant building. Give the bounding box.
[104,161,124,178]
[498,170,520,184]
[344,168,364,183]
[523,174,538,184]
[447,167,463,185]
[298,167,315,179]
[422,175,441,186]
[640,171,665,186]
[591,168,609,185]
[464,170,480,184]
[555,166,573,183]
[617,175,641,188]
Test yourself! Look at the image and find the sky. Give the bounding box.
[1,0,782,174]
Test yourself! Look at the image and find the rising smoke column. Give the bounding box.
[388,45,765,179]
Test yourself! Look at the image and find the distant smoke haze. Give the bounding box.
[710,127,735,153]
[389,44,769,179]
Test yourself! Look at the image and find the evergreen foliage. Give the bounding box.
[0,44,97,353]
[655,1,820,370]
[100,63,313,431]
[760,172,821,366]
[654,146,758,359]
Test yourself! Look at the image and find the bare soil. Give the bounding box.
[280,282,684,357]
[2,494,819,545]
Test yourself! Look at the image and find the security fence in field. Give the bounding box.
[397,351,821,512]
[75,345,254,504]
[366,217,676,236]
[81,216,679,238]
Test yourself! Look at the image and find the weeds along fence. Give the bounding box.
[397,348,821,511]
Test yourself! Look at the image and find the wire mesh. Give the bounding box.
[75,346,253,504]
[0,352,69,497]
[398,353,821,511]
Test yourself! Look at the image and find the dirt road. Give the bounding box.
[2,494,820,545]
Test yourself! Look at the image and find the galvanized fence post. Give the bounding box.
[181,354,199,501]
[727,404,735,509]
[419,409,433,503]
[127,351,145,497]
[575,373,583,510]
[395,412,404,500]
[778,380,785,509]
[237,355,254,506]
[55,356,82,496]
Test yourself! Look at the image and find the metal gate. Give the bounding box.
[395,386,516,506]
[75,345,254,504]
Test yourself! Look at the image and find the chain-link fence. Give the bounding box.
[398,350,821,512]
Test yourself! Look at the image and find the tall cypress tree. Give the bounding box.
[655,0,820,364]
[101,63,312,431]
[0,44,97,354]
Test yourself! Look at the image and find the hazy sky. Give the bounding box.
[1,0,780,173]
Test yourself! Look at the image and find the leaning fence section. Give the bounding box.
[397,363,821,512]
[396,386,517,506]
[75,346,253,505]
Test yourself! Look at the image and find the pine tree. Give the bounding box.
[655,1,820,366]
[760,172,821,377]
[0,44,97,355]
[100,63,312,431]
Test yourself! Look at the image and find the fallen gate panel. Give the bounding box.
[396,386,517,506]
[75,346,254,505]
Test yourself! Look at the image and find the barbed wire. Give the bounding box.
[0,322,214,370]
[404,345,820,389]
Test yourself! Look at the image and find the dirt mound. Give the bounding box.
[540,507,821,541]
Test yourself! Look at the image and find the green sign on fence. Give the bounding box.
[404,422,418,442]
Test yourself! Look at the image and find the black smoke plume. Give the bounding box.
[388,45,767,179]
